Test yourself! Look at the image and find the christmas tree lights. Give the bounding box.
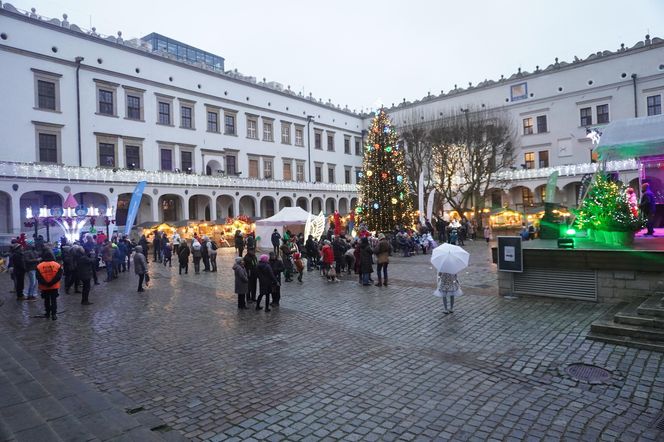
[356,109,414,232]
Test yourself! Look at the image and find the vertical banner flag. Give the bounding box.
[426,189,436,222]
[418,172,425,224]
[544,171,559,204]
[124,181,147,235]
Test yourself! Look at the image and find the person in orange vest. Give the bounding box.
[36,250,63,320]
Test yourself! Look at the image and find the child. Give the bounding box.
[293,252,304,283]
[483,225,492,243]
[434,272,462,314]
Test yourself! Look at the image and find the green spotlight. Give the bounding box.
[566,228,576,236]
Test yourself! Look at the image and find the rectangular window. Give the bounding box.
[263,122,273,142]
[127,95,141,120]
[295,127,304,146]
[596,104,609,124]
[355,140,361,156]
[207,111,219,132]
[647,95,662,116]
[327,134,335,151]
[224,114,236,135]
[247,118,257,139]
[226,156,237,175]
[180,106,193,128]
[38,133,58,163]
[296,163,304,181]
[181,151,193,173]
[281,123,291,144]
[524,152,535,169]
[315,165,322,182]
[99,142,115,167]
[99,89,114,115]
[160,148,173,171]
[263,159,273,179]
[345,169,351,184]
[248,159,259,178]
[580,107,592,126]
[125,145,140,169]
[538,151,549,168]
[37,80,56,110]
[315,131,322,149]
[522,117,533,135]
[344,137,351,154]
[158,102,171,125]
[328,167,335,183]
[536,115,547,133]
[283,162,292,180]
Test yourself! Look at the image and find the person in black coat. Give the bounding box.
[305,235,318,271]
[243,249,258,303]
[75,245,95,305]
[256,254,278,312]
[271,229,281,256]
[139,235,149,263]
[9,244,26,300]
[269,252,285,306]
[359,237,374,286]
[177,243,190,275]
[233,257,248,309]
[234,230,244,257]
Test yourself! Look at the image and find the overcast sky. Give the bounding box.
[18,0,664,112]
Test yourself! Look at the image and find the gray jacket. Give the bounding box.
[233,263,248,294]
[133,246,147,275]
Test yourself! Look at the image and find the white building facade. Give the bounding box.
[0,3,363,234]
[0,2,663,236]
[387,35,664,211]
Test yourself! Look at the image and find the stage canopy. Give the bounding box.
[255,207,312,249]
[597,114,664,160]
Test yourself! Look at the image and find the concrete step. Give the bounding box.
[636,294,664,318]
[0,334,183,442]
[615,311,664,328]
[586,331,664,352]
[591,319,664,341]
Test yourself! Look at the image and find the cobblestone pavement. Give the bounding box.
[1,240,663,441]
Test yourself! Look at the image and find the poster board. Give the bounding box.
[497,236,523,272]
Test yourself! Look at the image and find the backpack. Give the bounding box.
[211,241,218,251]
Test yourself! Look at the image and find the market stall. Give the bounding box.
[255,207,312,249]
[214,215,255,246]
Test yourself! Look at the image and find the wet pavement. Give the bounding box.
[1,240,663,441]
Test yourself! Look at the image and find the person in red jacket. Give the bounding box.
[321,240,335,281]
[36,251,63,320]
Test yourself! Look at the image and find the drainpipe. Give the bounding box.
[75,56,85,166]
[306,115,314,182]
[631,73,638,118]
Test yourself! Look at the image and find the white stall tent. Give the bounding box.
[255,207,313,249]
[597,114,664,160]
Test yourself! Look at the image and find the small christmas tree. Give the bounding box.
[356,109,414,232]
[574,173,643,232]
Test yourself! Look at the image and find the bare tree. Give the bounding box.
[428,108,515,216]
[400,126,434,198]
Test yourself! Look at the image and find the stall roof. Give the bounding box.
[255,207,312,226]
[597,114,664,160]
[135,221,160,228]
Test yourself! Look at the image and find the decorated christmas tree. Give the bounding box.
[574,173,643,232]
[356,109,414,232]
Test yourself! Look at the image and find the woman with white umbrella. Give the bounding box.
[430,243,469,314]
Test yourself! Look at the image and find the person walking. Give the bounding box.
[162,241,172,267]
[483,225,492,243]
[208,237,218,272]
[133,245,148,292]
[24,244,40,301]
[191,239,202,274]
[269,252,285,306]
[435,272,462,314]
[271,229,281,257]
[152,231,161,263]
[75,245,95,305]
[243,249,258,304]
[177,241,190,274]
[201,236,211,272]
[172,232,181,257]
[10,243,26,300]
[374,233,391,287]
[36,251,62,320]
[234,230,244,257]
[233,257,248,309]
[256,254,278,312]
[359,237,374,286]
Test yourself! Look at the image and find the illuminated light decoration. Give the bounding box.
[366,145,372,152]
[383,126,390,134]
[566,228,576,236]
[381,172,388,179]
[358,172,364,178]
[391,197,398,204]
[373,203,380,209]
[396,175,403,183]
[355,207,363,214]
[374,143,380,149]
[385,146,392,153]
[366,170,373,177]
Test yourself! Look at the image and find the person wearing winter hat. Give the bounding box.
[133,245,148,292]
[233,257,248,309]
[256,254,278,312]
[191,239,202,274]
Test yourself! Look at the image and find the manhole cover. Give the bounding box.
[565,363,612,383]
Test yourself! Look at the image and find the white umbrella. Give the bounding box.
[430,243,470,274]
